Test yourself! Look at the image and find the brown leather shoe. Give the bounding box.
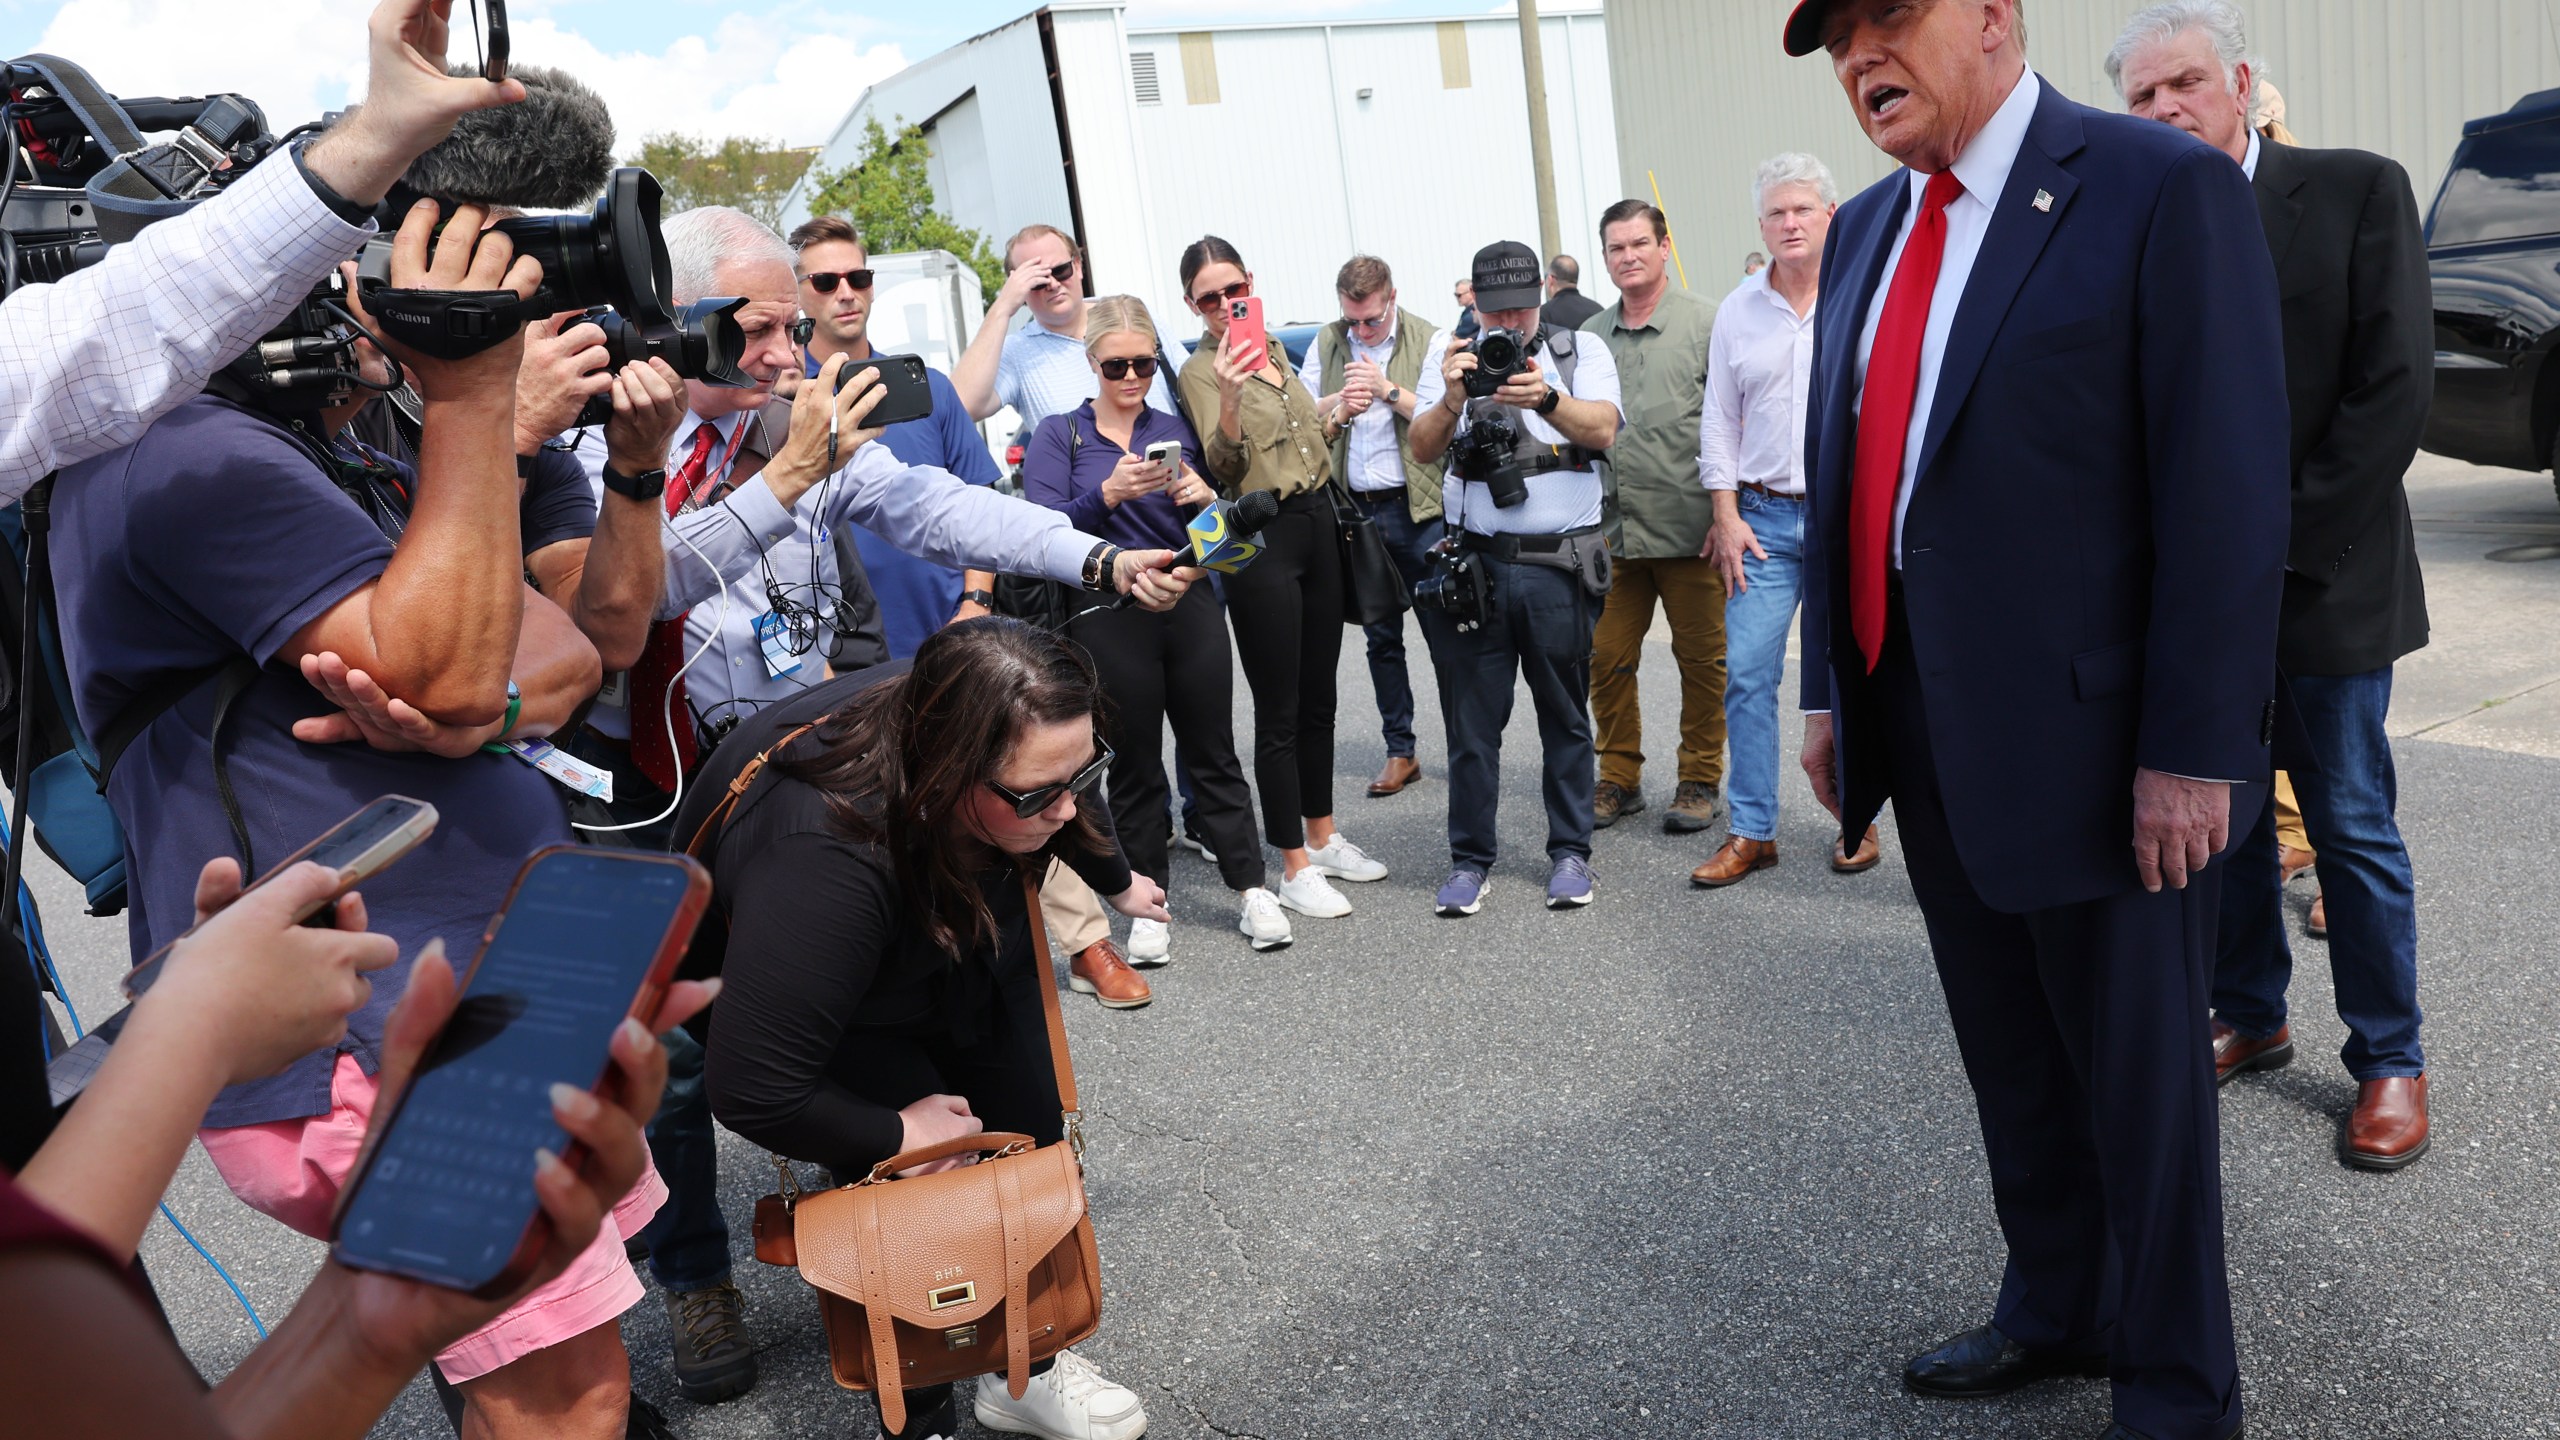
[1691,835,1778,888]
[1067,939,1152,1009]
[1368,755,1422,797]
[2210,1018,2295,1087]
[2279,845,2317,886]
[2306,891,2328,939]
[2345,1074,2430,1171]
[1593,780,1644,829]
[1831,825,1883,874]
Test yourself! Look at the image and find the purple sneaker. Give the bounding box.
[1434,869,1489,917]
[1546,855,1594,909]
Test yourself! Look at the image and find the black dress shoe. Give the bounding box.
[2097,1425,2243,1440]
[1904,1323,2108,1397]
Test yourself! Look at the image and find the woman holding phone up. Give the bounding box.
[1023,296,1293,967]
[698,620,1159,1440]
[1173,235,1388,922]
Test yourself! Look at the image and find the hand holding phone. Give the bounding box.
[1226,297,1268,371]
[1143,437,1183,484]
[833,352,936,428]
[154,859,403,1088]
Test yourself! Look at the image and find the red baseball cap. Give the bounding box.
[1783,0,1836,56]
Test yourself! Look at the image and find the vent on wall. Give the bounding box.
[1130,51,1161,106]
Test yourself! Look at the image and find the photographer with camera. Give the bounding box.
[42,196,651,1440]
[0,0,524,498]
[1407,241,1624,917]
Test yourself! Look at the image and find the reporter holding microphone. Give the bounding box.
[1023,297,1291,973]
[1174,236,1389,922]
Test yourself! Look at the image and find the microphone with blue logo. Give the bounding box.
[1185,488,1280,575]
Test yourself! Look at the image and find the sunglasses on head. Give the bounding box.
[802,269,875,294]
[1191,279,1251,313]
[985,742,1114,819]
[1098,355,1159,381]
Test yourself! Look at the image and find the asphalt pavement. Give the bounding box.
[23,456,2560,1438]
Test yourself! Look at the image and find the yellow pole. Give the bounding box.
[1648,168,1689,291]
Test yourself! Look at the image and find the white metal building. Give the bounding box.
[1602,0,2560,299]
[779,2,1621,344]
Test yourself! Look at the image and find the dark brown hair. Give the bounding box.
[787,214,862,254]
[1598,198,1669,243]
[1177,234,1246,299]
[779,617,1108,961]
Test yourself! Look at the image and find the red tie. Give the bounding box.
[627,424,722,792]
[1850,169,1965,673]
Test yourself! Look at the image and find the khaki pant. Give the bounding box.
[1590,555,1728,791]
[2273,770,2312,857]
[1039,859,1110,955]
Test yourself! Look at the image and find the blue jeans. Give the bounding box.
[1354,490,1448,758]
[1437,555,1596,871]
[2213,666,2424,1079]
[1719,489,1806,843]
[636,1025,735,1291]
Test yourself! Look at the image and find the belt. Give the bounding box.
[1739,481,1804,502]
[1457,525,1600,560]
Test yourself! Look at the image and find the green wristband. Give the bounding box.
[480,682,524,755]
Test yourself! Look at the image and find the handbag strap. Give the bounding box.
[1019,868,1084,1158]
[682,716,829,861]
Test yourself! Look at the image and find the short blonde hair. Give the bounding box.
[1083,295,1159,360]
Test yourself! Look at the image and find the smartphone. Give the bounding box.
[478,0,511,84]
[835,352,935,428]
[331,847,712,1296]
[1143,438,1182,480]
[122,795,440,1001]
[1227,297,1267,370]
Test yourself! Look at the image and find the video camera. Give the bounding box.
[565,296,752,428]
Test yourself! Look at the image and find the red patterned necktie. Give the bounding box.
[627,423,721,792]
[1850,168,1965,673]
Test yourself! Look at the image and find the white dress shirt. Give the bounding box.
[1413,336,1625,536]
[0,153,374,500]
[1700,269,1818,495]
[1855,68,2044,563]
[1295,321,1454,493]
[2241,128,2262,180]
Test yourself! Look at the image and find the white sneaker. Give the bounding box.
[1274,865,1353,918]
[1126,917,1170,968]
[1237,888,1293,951]
[973,1349,1148,1440]
[1304,833,1388,882]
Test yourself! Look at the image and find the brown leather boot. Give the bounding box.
[2306,890,2328,939]
[1691,835,1778,888]
[1368,755,1422,797]
[2279,845,2317,886]
[1831,825,1883,874]
[1068,938,1152,1009]
[2210,1018,2295,1086]
[2345,1074,2430,1171]
[1593,780,1644,829]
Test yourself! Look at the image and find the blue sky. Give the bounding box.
[0,0,1482,148]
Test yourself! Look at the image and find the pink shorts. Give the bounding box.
[199,1053,668,1383]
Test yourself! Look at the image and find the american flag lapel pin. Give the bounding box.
[2032,189,2054,213]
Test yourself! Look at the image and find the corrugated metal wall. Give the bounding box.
[1605,0,2560,299]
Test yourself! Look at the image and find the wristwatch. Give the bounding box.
[1386,384,1403,407]
[600,464,669,502]
[1536,385,1563,416]
[1081,541,1123,592]
[961,588,998,609]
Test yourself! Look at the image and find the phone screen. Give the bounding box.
[333,850,701,1291]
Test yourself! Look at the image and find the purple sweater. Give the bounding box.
[1022,401,1210,554]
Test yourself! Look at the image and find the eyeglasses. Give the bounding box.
[801,269,875,294]
[1097,355,1158,381]
[984,743,1114,819]
[1190,279,1251,313]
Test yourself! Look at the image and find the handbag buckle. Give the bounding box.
[1063,1109,1086,1162]
[771,1153,801,1207]
[928,1281,977,1311]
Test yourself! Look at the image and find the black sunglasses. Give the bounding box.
[802,269,875,294]
[985,743,1114,819]
[1098,356,1159,381]
[1191,279,1251,313]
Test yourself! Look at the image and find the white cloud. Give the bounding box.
[26,0,905,149]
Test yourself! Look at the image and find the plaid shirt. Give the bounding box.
[0,153,375,500]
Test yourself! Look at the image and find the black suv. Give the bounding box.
[2424,87,2560,506]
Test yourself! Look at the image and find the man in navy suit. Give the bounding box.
[1781,3,2288,1437]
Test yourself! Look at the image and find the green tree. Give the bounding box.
[800,117,1004,300]
[633,133,815,233]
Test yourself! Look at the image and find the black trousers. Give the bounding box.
[1221,492,1343,849]
[1071,585,1265,892]
[1876,598,2240,1440]
[1437,554,1597,872]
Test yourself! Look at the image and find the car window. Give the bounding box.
[2432,115,2560,247]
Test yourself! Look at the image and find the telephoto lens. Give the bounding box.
[1451,406,1529,507]
[569,297,753,428]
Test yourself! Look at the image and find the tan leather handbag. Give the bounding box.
[752,871,1103,1434]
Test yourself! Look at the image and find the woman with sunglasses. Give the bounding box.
[696,618,1161,1440]
[1174,235,1390,924]
[1022,296,1293,966]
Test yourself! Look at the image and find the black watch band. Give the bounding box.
[601,464,669,502]
[961,588,997,609]
[1082,541,1122,592]
[1536,384,1563,416]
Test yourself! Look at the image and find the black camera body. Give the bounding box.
[1413,539,1490,631]
[1448,402,1529,509]
[1463,326,1534,398]
[568,297,753,429]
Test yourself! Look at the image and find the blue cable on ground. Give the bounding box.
[6,827,270,1337]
